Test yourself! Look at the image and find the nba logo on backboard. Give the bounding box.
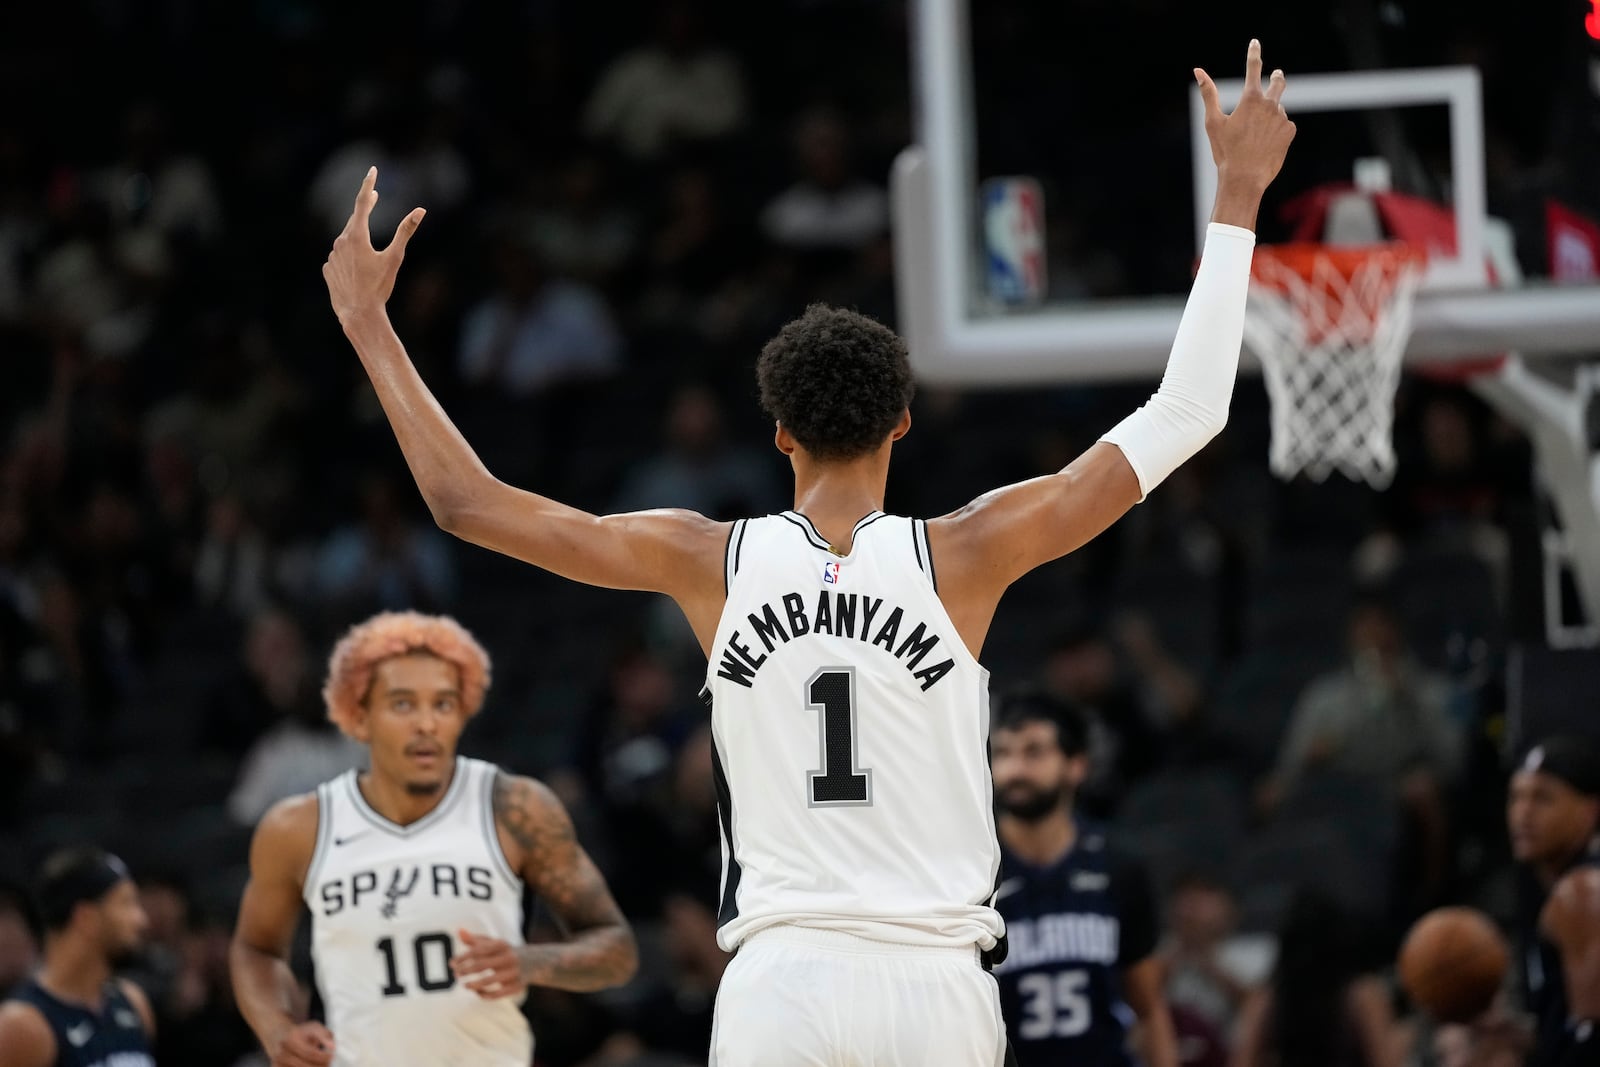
[982,177,1047,305]
[822,561,841,585]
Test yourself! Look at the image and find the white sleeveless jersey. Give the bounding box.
[302,757,531,1067]
[701,510,1005,954]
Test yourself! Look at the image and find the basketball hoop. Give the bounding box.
[1243,241,1426,489]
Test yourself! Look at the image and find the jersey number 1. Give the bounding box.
[807,669,872,805]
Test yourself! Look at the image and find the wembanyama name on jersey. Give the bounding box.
[702,512,1005,957]
[714,586,957,693]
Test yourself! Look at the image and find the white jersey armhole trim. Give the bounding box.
[724,518,749,593]
[478,764,522,893]
[911,518,937,590]
[303,780,334,891]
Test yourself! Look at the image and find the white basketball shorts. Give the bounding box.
[710,925,1008,1067]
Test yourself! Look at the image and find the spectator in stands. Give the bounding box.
[569,645,706,917]
[525,153,638,293]
[191,492,291,620]
[456,235,623,399]
[1231,890,1404,1067]
[609,384,783,519]
[760,107,888,253]
[635,165,747,333]
[96,101,224,252]
[307,80,471,240]
[225,632,363,824]
[1161,872,1275,1049]
[200,607,320,765]
[582,1,748,162]
[1039,621,1171,816]
[312,470,458,620]
[1258,595,1460,911]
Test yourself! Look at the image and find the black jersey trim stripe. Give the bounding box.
[305,781,333,889]
[346,757,469,837]
[723,518,749,590]
[918,519,939,591]
[851,510,887,536]
[481,766,521,892]
[911,518,926,571]
[733,518,749,576]
[781,510,887,553]
[709,730,743,929]
[853,512,889,540]
[779,512,832,550]
[978,681,1006,970]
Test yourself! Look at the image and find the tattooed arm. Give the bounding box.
[478,771,638,993]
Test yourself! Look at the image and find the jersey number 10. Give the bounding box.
[377,933,455,997]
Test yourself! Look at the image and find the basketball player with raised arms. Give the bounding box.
[320,41,1295,1066]
[228,612,636,1067]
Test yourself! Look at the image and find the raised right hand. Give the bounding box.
[322,166,425,325]
[270,1021,336,1067]
[1196,39,1296,195]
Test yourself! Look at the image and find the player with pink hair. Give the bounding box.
[230,611,636,1067]
[320,611,492,744]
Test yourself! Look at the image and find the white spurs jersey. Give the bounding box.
[701,510,1005,954]
[302,757,531,1067]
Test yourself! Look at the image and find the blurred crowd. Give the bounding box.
[0,1,1594,1065]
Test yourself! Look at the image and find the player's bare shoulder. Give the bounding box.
[489,771,567,866]
[248,790,322,884]
[0,999,56,1067]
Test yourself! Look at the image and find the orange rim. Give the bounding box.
[1250,241,1426,288]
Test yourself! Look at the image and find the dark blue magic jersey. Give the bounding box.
[993,824,1159,1067]
[1521,842,1600,1067]
[6,978,154,1067]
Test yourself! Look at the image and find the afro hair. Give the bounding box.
[323,611,491,739]
[756,304,914,461]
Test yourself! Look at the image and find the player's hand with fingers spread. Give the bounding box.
[269,1021,336,1067]
[322,165,426,326]
[1195,39,1296,195]
[451,928,524,999]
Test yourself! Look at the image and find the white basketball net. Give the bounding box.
[1242,245,1424,489]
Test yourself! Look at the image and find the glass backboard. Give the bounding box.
[893,0,1600,385]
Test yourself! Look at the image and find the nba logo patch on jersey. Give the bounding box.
[822,561,841,585]
[982,176,1047,305]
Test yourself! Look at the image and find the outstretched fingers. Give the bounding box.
[386,207,426,258]
[1244,38,1263,93]
[342,166,380,244]
[1267,68,1287,104]
[1195,68,1223,126]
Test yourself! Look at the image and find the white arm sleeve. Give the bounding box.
[1099,222,1256,500]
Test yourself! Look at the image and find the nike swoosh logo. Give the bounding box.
[334,832,368,847]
